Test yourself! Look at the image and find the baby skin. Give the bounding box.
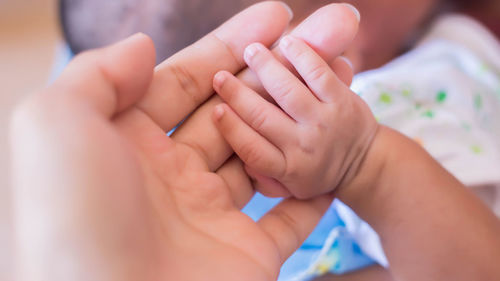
[212,36,377,199]
[213,36,500,280]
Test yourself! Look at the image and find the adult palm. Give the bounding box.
[11,3,358,281]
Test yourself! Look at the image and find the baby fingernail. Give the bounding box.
[213,104,225,120]
[244,43,263,62]
[280,35,294,49]
[213,71,227,88]
[341,3,361,22]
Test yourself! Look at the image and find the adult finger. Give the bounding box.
[173,3,360,171]
[238,3,360,97]
[216,155,255,209]
[330,56,354,87]
[136,1,293,131]
[216,157,291,209]
[51,33,156,118]
[258,193,335,264]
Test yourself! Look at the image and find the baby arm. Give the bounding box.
[339,126,500,281]
[213,36,500,280]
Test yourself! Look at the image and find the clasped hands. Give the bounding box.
[11,2,373,281]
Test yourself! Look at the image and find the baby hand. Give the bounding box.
[212,36,378,199]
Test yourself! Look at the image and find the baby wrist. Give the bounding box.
[335,126,403,211]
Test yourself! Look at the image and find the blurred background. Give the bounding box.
[0,0,60,279]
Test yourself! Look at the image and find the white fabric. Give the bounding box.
[339,14,500,267]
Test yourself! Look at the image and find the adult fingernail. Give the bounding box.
[339,56,353,70]
[279,2,294,21]
[341,3,361,22]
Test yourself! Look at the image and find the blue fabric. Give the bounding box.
[49,43,73,82]
[243,194,375,280]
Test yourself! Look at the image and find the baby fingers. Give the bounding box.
[280,35,345,103]
[213,71,295,147]
[212,102,286,179]
[243,43,322,123]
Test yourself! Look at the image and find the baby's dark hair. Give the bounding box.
[60,0,255,62]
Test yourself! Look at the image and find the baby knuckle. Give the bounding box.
[297,135,316,155]
[271,81,295,104]
[282,158,301,180]
[291,46,308,61]
[248,105,268,131]
[239,142,263,166]
[315,122,331,139]
[305,64,329,82]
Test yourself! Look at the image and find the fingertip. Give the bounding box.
[213,71,228,90]
[214,104,226,120]
[277,1,294,21]
[109,33,156,69]
[278,35,296,53]
[135,32,156,52]
[213,104,226,122]
[58,32,157,116]
[106,34,156,112]
[340,3,361,22]
[213,0,291,64]
[111,32,150,48]
[291,3,359,60]
[244,43,266,65]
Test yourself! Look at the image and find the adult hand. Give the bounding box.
[11,2,358,281]
[158,3,359,199]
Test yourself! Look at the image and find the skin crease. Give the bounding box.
[12,2,500,281]
[215,2,500,279]
[11,3,362,281]
[211,23,500,281]
[206,3,500,281]
[212,37,379,199]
